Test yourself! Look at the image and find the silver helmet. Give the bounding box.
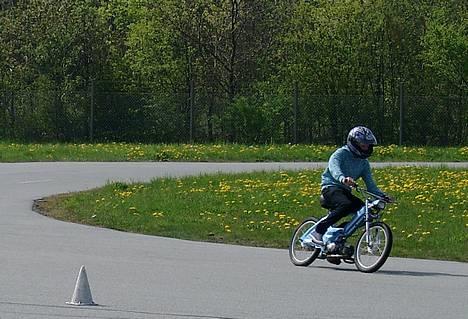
[347,126,377,158]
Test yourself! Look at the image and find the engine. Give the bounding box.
[326,239,354,257]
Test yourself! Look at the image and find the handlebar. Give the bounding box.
[351,183,395,203]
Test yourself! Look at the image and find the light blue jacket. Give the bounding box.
[321,145,384,195]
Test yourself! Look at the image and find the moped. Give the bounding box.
[289,185,393,273]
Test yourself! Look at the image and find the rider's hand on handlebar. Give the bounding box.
[383,194,395,203]
[343,177,356,187]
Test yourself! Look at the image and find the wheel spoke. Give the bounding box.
[289,219,320,266]
[355,223,392,273]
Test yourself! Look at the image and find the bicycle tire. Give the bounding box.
[289,217,320,266]
[354,222,393,273]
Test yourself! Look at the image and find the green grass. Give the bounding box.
[1,142,467,162]
[36,167,468,262]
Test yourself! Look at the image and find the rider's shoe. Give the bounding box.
[309,230,324,245]
[326,257,341,265]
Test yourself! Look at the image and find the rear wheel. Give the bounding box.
[289,218,320,266]
[355,222,392,273]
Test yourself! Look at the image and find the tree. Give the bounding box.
[0,0,108,140]
[421,2,468,94]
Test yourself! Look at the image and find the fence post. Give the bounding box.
[293,81,298,144]
[399,82,404,145]
[187,52,194,143]
[89,80,94,142]
[10,91,16,139]
[189,78,194,143]
[379,94,384,143]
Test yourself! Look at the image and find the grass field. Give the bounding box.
[5,141,466,261]
[1,142,467,162]
[37,167,468,262]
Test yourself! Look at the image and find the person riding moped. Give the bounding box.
[308,126,392,263]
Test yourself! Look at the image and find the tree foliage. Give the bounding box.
[0,0,466,144]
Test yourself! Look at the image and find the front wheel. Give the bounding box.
[289,218,320,266]
[355,222,393,273]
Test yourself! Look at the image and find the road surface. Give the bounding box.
[0,162,466,319]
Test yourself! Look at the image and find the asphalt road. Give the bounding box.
[0,162,467,319]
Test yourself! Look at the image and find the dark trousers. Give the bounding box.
[315,186,364,235]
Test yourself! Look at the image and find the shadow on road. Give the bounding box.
[377,269,468,278]
[314,265,468,278]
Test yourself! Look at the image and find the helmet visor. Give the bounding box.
[362,134,377,145]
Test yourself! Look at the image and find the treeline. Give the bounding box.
[0,0,466,145]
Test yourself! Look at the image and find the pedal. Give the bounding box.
[343,258,355,264]
[326,256,341,265]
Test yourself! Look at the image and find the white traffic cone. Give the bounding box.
[66,265,97,306]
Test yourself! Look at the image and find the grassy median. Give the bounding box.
[36,167,468,262]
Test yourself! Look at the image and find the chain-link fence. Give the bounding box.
[0,86,466,146]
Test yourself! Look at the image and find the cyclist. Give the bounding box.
[308,126,390,250]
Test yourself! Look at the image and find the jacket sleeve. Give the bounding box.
[328,150,346,183]
[362,161,384,196]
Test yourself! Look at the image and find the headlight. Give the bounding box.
[376,200,386,210]
[369,199,386,210]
